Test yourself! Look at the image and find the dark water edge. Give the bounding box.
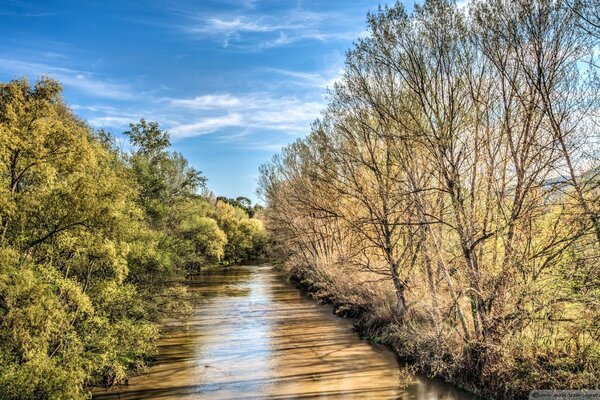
[92,264,479,399]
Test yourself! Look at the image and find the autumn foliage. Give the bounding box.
[259,0,600,398]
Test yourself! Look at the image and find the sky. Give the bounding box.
[0,0,419,201]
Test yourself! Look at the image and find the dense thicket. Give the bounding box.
[0,78,265,399]
[259,0,600,397]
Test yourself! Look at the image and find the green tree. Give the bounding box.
[0,78,159,398]
[125,119,206,226]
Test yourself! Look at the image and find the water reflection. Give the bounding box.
[93,265,477,399]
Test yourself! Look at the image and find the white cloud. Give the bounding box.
[62,74,133,100]
[169,113,244,138]
[87,115,138,127]
[244,97,322,132]
[0,58,133,99]
[167,94,240,108]
[266,67,344,89]
[187,9,326,35]
[80,91,323,142]
[255,31,357,49]
[187,16,288,34]
[42,52,68,60]
[164,92,323,138]
[83,105,144,129]
[242,141,285,151]
[218,129,252,143]
[180,8,360,49]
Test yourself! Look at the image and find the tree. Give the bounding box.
[125,119,206,226]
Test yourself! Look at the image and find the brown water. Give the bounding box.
[93,265,477,400]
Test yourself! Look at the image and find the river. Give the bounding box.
[93,264,478,399]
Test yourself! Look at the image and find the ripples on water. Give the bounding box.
[93,265,478,399]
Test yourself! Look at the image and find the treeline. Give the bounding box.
[259,0,599,398]
[216,196,264,218]
[0,78,265,399]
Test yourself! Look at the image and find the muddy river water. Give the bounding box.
[93,264,477,399]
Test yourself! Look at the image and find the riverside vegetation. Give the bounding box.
[0,78,266,399]
[259,0,600,398]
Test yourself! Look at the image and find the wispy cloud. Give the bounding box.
[82,90,324,143]
[0,58,133,99]
[186,9,326,34]
[87,115,139,127]
[241,141,285,151]
[162,92,323,138]
[81,104,143,129]
[179,8,360,49]
[244,96,322,132]
[187,16,286,34]
[167,94,241,109]
[265,67,344,89]
[256,31,358,49]
[169,113,243,138]
[0,11,54,17]
[42,52,68,61]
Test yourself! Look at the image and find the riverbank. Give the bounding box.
[280,264,511,400]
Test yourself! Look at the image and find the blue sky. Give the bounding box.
[0,0,417,201]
